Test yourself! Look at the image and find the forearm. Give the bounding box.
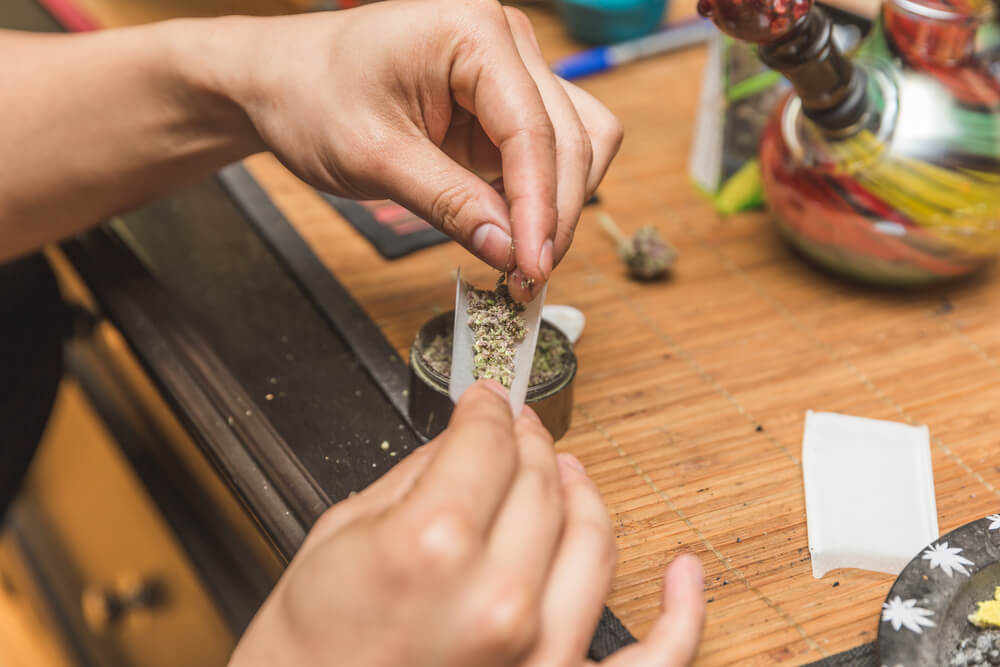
[0,19,264,261]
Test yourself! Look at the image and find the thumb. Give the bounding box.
[603,554,706,667]
[380,135,515,272]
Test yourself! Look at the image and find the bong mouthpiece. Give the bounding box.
[697,0,812,44]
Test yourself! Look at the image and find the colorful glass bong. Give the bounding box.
[698,0,1000,283]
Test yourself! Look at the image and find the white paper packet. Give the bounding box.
[541,304,585,344]
[802,411,939,578]
[449,273,547,416]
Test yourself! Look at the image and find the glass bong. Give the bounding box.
[698,0,1000,283]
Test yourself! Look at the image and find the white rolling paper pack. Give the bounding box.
[449,273,547,417]
[541,304,585,344]
[802,410,939,578]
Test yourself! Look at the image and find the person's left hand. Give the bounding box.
[229,381,705,667]
[204,0,623,300]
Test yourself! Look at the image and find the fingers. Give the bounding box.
[525,453,617,666]
[385,4,621,295]
[505,7,591,291]
[557,79,624,261]
[557,80,624,198]
[385,380,519,553]
[440,108,504,181]
[483,408,564,600]
[604,554,706,667]
[377,134,516,272]
[646,555,706,667]
[449,4,557,299]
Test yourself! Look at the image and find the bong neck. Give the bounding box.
[759,8,869,131]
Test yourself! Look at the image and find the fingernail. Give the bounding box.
[539,239,554,280]
[508,268,532,300]
[557,452,585,473]
[528,277,543,300]
[478,379,510,402]
[472,224,513,267]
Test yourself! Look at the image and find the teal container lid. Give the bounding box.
[557,0,667,45]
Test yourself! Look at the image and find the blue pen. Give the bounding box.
[551,19,714,80]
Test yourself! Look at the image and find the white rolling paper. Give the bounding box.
[449,273,547,417]
[802,411,939,578]
[448,276,477,406]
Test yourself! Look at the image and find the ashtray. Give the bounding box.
[878,515,1000,666]
[408,311,577,441]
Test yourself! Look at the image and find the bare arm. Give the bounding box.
[0,22,260,261]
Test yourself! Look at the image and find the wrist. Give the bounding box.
[228,588,315,667]
[158,16,269,159]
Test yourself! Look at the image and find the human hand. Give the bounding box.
[228,381,705,667]
[206,1,623,301]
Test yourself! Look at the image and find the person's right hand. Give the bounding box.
[229,380,706,667]
[201,0,623,301]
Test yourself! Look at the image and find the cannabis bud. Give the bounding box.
[624,226,677,280]
[598,214,677,281]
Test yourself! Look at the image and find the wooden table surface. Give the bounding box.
[64,0,1000,664]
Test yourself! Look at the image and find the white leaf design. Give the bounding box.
[921,541,974,577]
[881,596,936,634]
[987,514,1000,531]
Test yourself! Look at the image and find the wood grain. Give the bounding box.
[73,0,998,663]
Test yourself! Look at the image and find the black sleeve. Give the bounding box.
[0,252,68,517]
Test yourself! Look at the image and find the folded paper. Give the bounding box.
[802,411,939,578]
[449,274,546,416]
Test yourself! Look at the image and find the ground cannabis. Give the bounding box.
[422,325,569,387]
[951,631,1000,666]
[465,279,527,387]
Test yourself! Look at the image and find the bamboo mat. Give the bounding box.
[59,0,1000,662]
[241,6,1000,664]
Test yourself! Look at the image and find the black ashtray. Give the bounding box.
[409,311,577,441]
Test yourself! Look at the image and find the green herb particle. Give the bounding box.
[465,280,527,388]
[422,325,569,386]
